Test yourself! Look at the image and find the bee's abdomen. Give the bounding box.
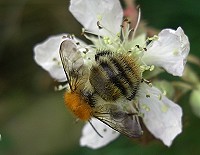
[90,52,142,101]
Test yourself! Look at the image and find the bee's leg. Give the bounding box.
[88,120,103,138]
[141,78,152,87]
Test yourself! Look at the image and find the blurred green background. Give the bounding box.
[1,0,200,155]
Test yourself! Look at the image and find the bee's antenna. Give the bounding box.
[88,120,103,138]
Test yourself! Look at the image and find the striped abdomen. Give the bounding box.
[90,51,142,101]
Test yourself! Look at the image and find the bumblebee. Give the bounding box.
[60,39,143,138]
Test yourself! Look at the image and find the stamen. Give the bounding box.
[146,35,159,47]
[141,104,150,111]
[131,7,141,40]
[135,44,146,52]
[143,47,147,51]
[96,20,120,40]
[136,45,140,48]
[103,36,112,45]
[81,28,85,36]
[121,24,125,43]
[149,65,155,71]
[62,34,74,39]
[97,21,103,29]
[146,94,150,98]
[65,33,95,55]
[142,79,152,86]
[121,18,133,45]
[83,29,99,37]
[62,35,67,39]
[54,84,68,91]
[82,48,89,54]
[163,90,167,96]
[123,18,129,22]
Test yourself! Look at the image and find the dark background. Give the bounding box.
[0,0,200,154]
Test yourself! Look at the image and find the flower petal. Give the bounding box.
[80,118,120,149]
[34,34,93,82]
[69,0,123,37]
[142,27,190,76]
[34,34,67,82]
[138,83,182,146]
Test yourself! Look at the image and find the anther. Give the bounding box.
[135,45,140,48]
[142,79,152,85]
[81,28,85,35]
[63,34,73,39]
[71,34,75,39]
[123,18,131,24]
[123,18,129,22]
[82,48,89,54]
[162,90,167,96]
[146,94,150,98]
[150,65,155,71]
[54,84,67,91]
[62,35,67,39]
[97,21,103,29]
[143,48,147,51]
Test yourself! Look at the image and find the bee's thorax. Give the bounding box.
[64,91,92,121]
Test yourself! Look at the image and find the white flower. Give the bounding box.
[69,0,123,37]
[142,27,190,76]
[34,34,67,82]
[33,0,190,149]
[138,83,182,146]
[80,118,120,149]
[34,34,95,82]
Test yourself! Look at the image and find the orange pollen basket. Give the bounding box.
[64,92,93,121]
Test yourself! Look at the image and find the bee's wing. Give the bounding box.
[93,104,143,138]
[59,40,89,91]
